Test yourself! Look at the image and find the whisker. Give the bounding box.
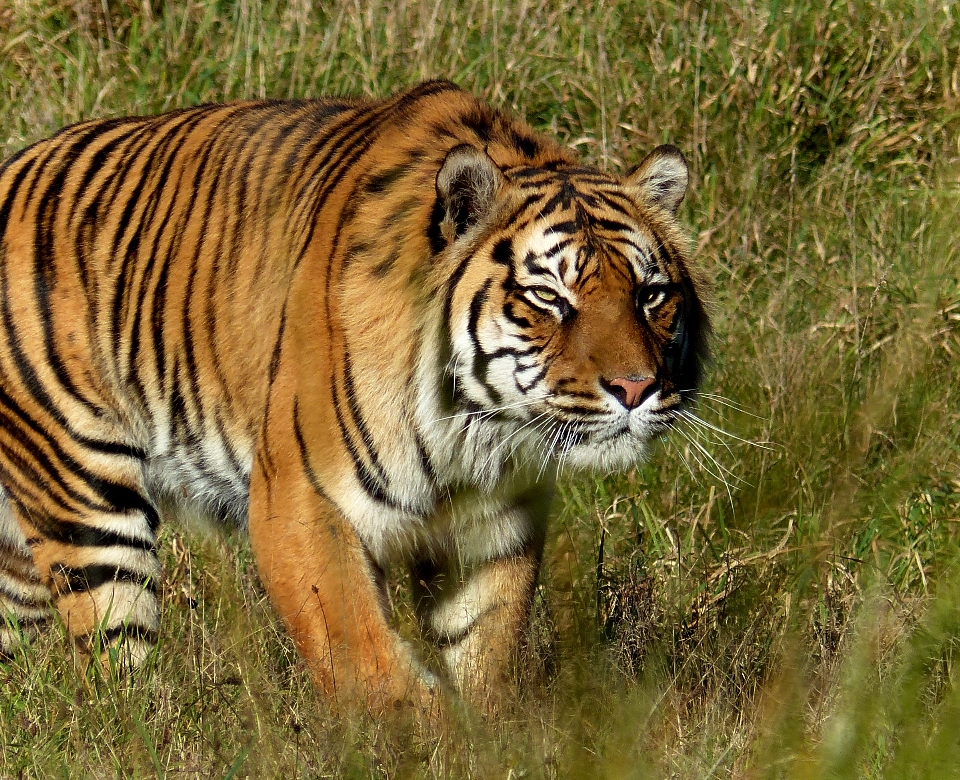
[679,425,748,486]
[517,415,555,471]
[535,420,564,480]
[554,425,569,476]
[671,425,739,506]
[678,409,773,450]
[556,421,582,476]
[696,392,766,420]
[479,411,551,476]
[678,417,739,465]
[677,438,733,506]
[668,438,703,488]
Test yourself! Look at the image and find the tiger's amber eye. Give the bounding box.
[532,287,558,303]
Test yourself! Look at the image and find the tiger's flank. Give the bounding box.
[0,81,708,715]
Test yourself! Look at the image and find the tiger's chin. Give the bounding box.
[552,430,654,474]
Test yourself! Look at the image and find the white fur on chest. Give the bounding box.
[144,418,539,573]
[339,467,542,569]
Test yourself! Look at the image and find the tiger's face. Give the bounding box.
[438,144,708,473]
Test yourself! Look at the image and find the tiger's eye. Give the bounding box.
[636,286,667,310]
[532,287,558,303]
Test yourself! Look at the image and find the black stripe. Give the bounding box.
[496,192,546,233]
[28,511,155,551]
[491,238,512,266]
[542,238,574,261]
[503,302,532,328]
[341,350,389,484]
[291,398,338,507]
[0,153,39,241]
[544,219,579,236]
[523,251,550,276]
[591,216,634,234]
[466,281,503,407]
[547,401,605,417]
[0,444,84,520]
[538,183,577,216]
[488,344,540,360]
[96,481,160,533]
[364,162,412,195]
[330,383,400,510]
[211,410,246,482]
[0,392,150,521]
[31,151,108,416]
[76,624,158,648]
[593,190,635,216]
[0,144,33,180]
[51,562,156,595]
[514,359,550,392]
[413,427,437,485]
[507,167,551,181]
[427,197,448,256]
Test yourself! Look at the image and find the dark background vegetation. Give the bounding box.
[1,0,959,776]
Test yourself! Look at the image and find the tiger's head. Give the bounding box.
[431,142,709,476]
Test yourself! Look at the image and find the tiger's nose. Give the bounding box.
[603,376,657,410]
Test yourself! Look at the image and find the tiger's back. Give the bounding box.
[0,82,707,713]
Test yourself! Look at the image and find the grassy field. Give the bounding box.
[1,0,960,777]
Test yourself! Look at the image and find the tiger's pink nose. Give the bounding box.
[605,376,656,410]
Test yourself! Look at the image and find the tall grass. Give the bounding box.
[1,0,959,777]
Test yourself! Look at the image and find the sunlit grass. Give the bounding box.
[1,0,959,777]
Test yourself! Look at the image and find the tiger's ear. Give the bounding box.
[435,144,504,245]
[625,145,688,216]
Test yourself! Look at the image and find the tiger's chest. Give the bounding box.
[144,414,540,570]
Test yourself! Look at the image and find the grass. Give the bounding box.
[1,0,960,776]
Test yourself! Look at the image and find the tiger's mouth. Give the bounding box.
[497,391,683,469]
[538,380,705,465]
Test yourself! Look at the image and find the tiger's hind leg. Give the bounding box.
[0,486,52,657]
[1,459,162,673]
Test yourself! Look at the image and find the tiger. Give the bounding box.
[0,81,708,714]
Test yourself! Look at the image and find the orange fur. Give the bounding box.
[0,82,708,712]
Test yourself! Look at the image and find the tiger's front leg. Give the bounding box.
[248,450,440,716]
[412,492,549,711]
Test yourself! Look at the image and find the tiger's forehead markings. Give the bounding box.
[507,166,621,217]
[511,188,645,292]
